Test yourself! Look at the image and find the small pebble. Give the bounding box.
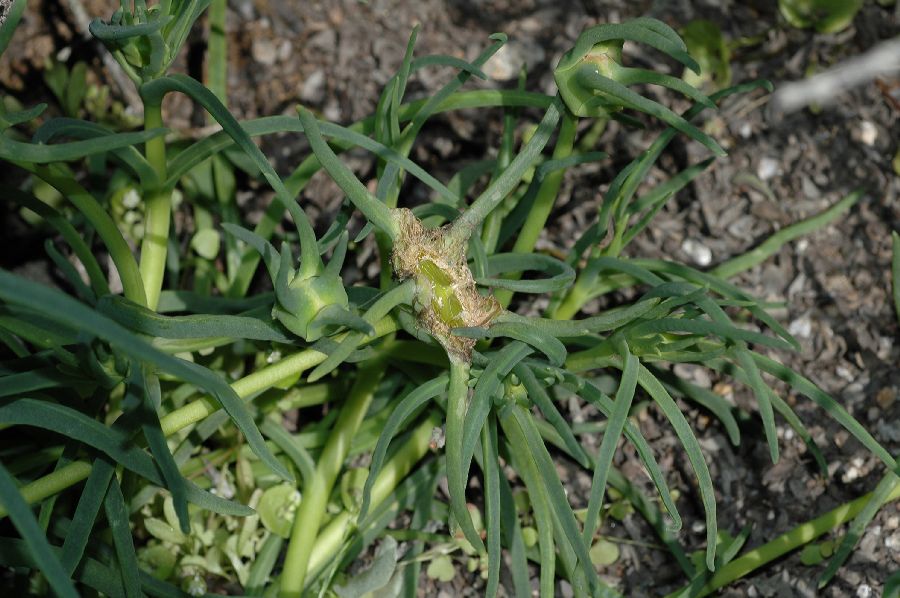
[757,157,779,180]
[483,40,545,80]
[300,69,327,104]
[681,239,712,266]
[858,121,877,146]
[252,39,277,65]
[788,314,812,338]
[836,365,855,382]
[842,457,866,483]
[876,387,896,410]
[856,584,872,598]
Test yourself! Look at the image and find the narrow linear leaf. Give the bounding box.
[32,118,158,186]
[98,294,291,342]
[557,368,683,532]
[104,477,143,598]
[0,462,78,598]
[0,398,253,516]
[509,405,608,596]
[819,467,898,588]
[637,365,717,570]
[478,252,576,294]
[583,340,638,544]
[753,352,898,475]
[245,534,283,596]
[0,269,291,483]
[657,370,740,446]
[482,415,502,597]
[445,359,484,554]
[496,472,532,597]
[0,537,124,597]
[359,376,446,522]
[628,317,792,352]
[454,321,566,366]
[499,411,555,597]
[733,347,779,463]
[576,67,725,157]
[0,127,168,163]
[59,458,115,573]
[135,369,190,532]
[297,107,397,238]
[260,419,316,487]
[515,363,591,467]
[458,342,534,526]
[142,74,321,274]
[634,258,798,349]
[711,190,864,279]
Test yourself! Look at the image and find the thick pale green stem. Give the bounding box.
[0,318,399,519]
[28,165,147,306]
[711,190,862,279]
[495,110,577,308]
[550,278,591,320]
[444,358,485,553]
[512,113,577,256]
[669,481,900,597]
[448,96,564,247]
[0,461,93,520]
[304,413,440,581]
[139,101,171,310]
[280,361,386,597]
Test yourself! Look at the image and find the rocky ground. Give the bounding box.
[2,0,899,596]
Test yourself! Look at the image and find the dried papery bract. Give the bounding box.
[391,208,500,361]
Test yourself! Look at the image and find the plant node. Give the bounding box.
[391,208,500,361]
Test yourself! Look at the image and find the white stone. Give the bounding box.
[252,39,278,66]
[856,584,872,598]
[682,239,712,266]
[483,40,545,81]
[842,464,861,483]
[788,314,812,338]
[859,121,877,146]
[300,69,327,104]
[757,157,779,180]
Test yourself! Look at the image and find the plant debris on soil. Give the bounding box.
[1,1,898,596]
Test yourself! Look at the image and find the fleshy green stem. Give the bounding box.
[711,190,863,279]
[444,358,485,553]
[0,317,400,519]
[495,109,577,308]
[138,101,171,310]
[304,412,440,581]
[448,96,564,247]
[668,482,900,597]
[26,165,147,306]
[280,360,387,597]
